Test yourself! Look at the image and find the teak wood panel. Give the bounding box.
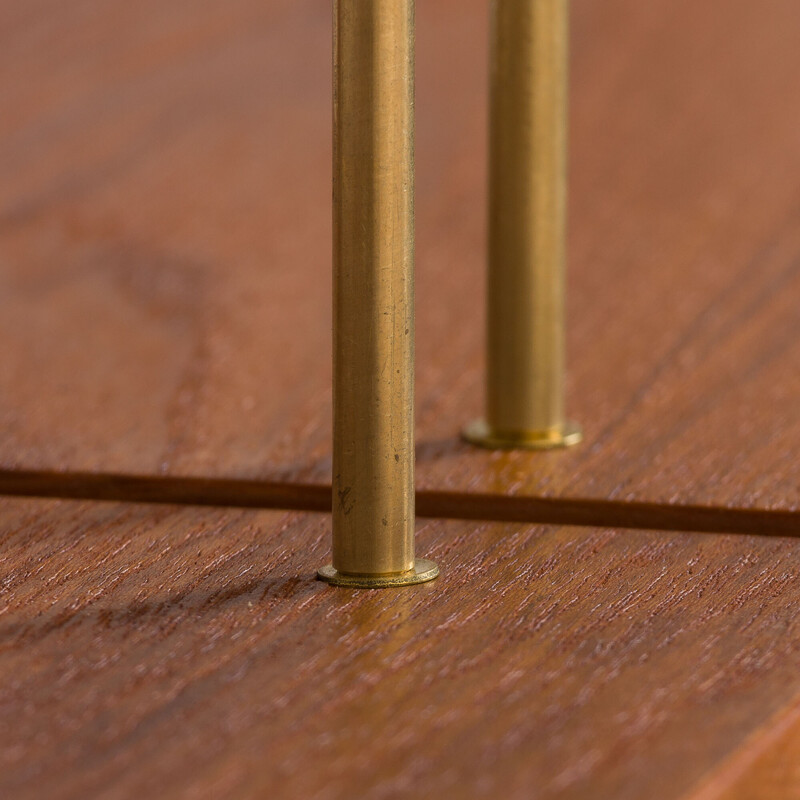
[1,498,800,799]
[4,1,800,794]
[690,697,800,800]
[3,0,800,518]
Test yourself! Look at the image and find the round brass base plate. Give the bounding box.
[462,419,583,451]
[317,559,439,589]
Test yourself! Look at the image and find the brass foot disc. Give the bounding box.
[462,419,583,451]
[317,558,439,589]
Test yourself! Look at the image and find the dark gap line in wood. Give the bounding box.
[0,468,797,539]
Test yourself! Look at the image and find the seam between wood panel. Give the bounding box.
[0,468,798,539]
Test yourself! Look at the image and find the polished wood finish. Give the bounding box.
[415,0,800,510]
[3,0,800,797]
[2,502,800,799]
[3,0,800,517]
[690,698,800,799]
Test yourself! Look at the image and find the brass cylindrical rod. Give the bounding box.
[464,0,581,450]
[318,0,438,588]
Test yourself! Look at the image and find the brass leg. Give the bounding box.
[464,0,582,451]
[318,0,438,588]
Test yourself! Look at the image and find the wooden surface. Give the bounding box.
[691,698,800,800]
[2,0,800,515]
[2,502,800,800]
[3,0,800,797]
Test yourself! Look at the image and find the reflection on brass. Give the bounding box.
[463,419,582,451]
[317,559,439,589]
[464,0,582,451]
[318,0,438,588]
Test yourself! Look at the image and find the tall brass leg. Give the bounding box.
[318,0,438,588]
[464,0,582,450]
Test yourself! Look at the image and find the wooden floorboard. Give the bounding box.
[688,696,800,800]
[712,716,800,800]
[415,0,800,510]
[2,0,800,514]
[3,0,800,795]
[1,498,800,799]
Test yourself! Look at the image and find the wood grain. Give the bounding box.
[2,498,800,799]
[687,694,800,800]
[3,1,800,797]
[0,0,332,478]
[712,713,800,800]
[414,0,800,511]
[2,0,800,517]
